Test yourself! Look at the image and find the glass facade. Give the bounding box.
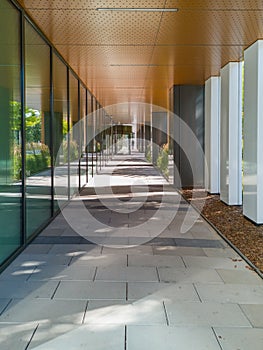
[53,53,69,211]
[0,0,112,268]
[25,20,52,238]
[0,0,21,264]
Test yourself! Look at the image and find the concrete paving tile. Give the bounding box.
[96,266,159,282]
[84,299,166,325]
[240,304,263,327]
[163,230,195,239]
[214,327,263,350]
[11,253,72,267]
[216,269,263,285]
[87,300,130,310]
[0,323,38,350]
[28,265,96,281]
[158,267,223,284]
[54,281,126,300]
[127,282,200,302]
[128,237,153,246]
[33,236,82,245]
[27,323,78,349]
[0,299,87,324]
[174,238,224,248]
[0,265,35,281]
[195,283,263,304]
[39,228,66,237]
[127,325,221,350]
[90,236,130,246]
[102,245,153,255]
[29,324,125,350]
[203,248,241,258]
[48,244,101,255]
[23,244,53,254]
[0,280,59,299]
[182,256,248,270]
[153,246,206,256]
[70,254,127,267]
[60,228,82,237]
[0,299,11,314]
[165,301,251,327]
[128,255,185,268]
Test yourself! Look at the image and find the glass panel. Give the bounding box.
[53,53,68,212]
[80,85,87,188]
[87,93,95,180]
[0,0,21,263]
[25,21,51,238]
[69,72,79,195]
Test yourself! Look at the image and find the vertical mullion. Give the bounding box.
[78,80,81,191]
[85,89,88,183]
[20,10,26,245]
[67,67,70,200]
[91,95,94,177]
[50,47,54,216]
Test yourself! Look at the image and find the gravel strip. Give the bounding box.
[181,188,263,274]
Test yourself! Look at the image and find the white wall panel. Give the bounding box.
[220,62,242,205]
[243,40,263,223]
[205,77,221,193]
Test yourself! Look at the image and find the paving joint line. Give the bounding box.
[82,300,89,324]
[25,323,40,350]
[156,267,161,282]
[93,267,98,281]
[181,256,187,268]
[211,327,224,350]
[237,303,254,328]
[193,283,202,302]
[124,325,127,350]
[0,299,13,316]
[51,281,61,299]
[163,301,170,326]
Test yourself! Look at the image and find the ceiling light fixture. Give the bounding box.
[96,8,179,12]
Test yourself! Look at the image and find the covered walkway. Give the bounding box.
[0,154,263,349]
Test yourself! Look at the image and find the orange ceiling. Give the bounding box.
[17,0,263,117]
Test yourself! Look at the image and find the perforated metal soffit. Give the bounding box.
[17,0,263,112]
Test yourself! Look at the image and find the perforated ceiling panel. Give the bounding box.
[17,0,263,121]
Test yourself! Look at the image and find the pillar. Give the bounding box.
[172,85,205,188]
[220,62,242,205]
[205,77,220,193]
[243,40,263,223]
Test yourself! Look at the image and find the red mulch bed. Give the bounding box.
[181,188,263,274]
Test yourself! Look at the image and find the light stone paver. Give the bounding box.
[0,153,263,350]
[214,327,263,350]
[127,325,221,350]
[0,323,38,350]
[182,256,248,270]
[165,301,251,327]
[239,304,263,327]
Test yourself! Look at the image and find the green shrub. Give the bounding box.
[13,142,51,178]
[157,143,169,178]
[145,144,152,163]
[26,143,51,176]
[13,144,22,180]
[63,139,79,162]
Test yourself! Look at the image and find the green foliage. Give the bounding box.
[13,144,22,180]
[145,144,152,163]
[10,101,41,142]
[63,139,79,162]
[13,143,51,179]
[26,143,51,176]
[157,143,169,178]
